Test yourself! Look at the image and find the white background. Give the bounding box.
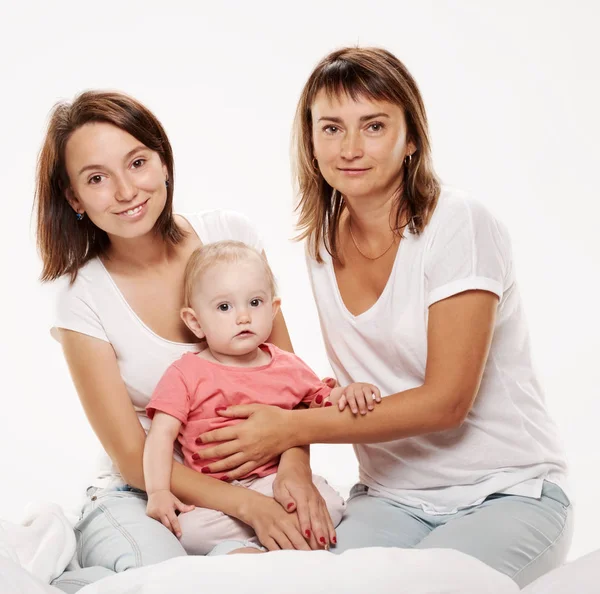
[1,0,598,562]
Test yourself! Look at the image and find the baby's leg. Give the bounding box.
[311,475,347,527]
[177,505,257,555]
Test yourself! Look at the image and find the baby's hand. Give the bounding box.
[328,383,382,415]
[146,490,195,538]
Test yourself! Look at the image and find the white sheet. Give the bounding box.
[1,503,597,594]
[77,548,520,594]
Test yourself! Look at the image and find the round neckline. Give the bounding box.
[97,213,203,348]
[188,343,276,370]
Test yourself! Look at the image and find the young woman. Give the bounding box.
[193,47,572,588]
[35,91,335,593]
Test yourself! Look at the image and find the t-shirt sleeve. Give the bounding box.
[193,210,264,253]
[146,364,191,425]
[51,277,109,342]
[424,198,512,307]
[289,353,332,406]
[221,210,264,253]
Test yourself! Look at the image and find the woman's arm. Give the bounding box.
[58,329,312,551]
[262,301,335,547]
[195,290,498,466]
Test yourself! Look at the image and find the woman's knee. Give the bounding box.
[77,495,186,570]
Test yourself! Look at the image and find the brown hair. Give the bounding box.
[183,241,278,307]
[293,47,441,262]
[35,90,185,282]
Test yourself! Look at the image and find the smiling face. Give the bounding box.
[183,255,279,358]
[64,122,169,240]
[311,90,415,203]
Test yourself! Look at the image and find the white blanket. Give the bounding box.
[0,503,596,594]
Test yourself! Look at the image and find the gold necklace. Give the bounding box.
[348,219,397,261]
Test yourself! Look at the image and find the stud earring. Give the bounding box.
[75,212,84,221]
[165,179,169,188]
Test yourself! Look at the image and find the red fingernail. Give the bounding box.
[305,529,311,538]
[201,467,210,474]
[215,406,226,413]
[315,394,323,404]
[192,453,200,460]
[332,536,337,544]
[287,502,294,509]
[220,475,229,481]
[325,401,333,407]
[319,537,326,544]
[195,437,202,445]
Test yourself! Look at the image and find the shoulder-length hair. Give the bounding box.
[293,47,441,262]
[35,90,185,282]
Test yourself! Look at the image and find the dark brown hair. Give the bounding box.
[293,47,441,262]
[35,90,184,282]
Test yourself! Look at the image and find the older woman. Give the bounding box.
[195,47,572,588]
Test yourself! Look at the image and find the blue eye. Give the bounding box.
[218,303,231,312]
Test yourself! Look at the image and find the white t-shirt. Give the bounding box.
[306,187,567,514]
[52,210,263,489]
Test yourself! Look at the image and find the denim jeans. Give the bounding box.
[51,485,187,593]
[332,480,573,588]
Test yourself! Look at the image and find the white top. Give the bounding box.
[306,187,567,514]
[52,210,263,488]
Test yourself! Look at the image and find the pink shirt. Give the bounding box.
[146,343,331,479]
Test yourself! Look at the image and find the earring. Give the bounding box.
[165,179,169,188]
[405,153,413,166]
[75,212,84,221]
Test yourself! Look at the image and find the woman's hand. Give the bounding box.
[273,450,336,550]
[194,404,295,477]
[238,490,311,551]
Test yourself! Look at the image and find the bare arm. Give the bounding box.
[292,290,498,444]
[263,250,294,354]
[57,329,312,551]
[143,412,181,495]
[196,290,499,463]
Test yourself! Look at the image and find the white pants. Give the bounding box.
[178,473,346,555]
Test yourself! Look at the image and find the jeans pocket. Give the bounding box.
[348,483,369,501]
[542,481,571,510]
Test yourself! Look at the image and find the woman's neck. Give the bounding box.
[104,230,175,272]
[344,189,400,237]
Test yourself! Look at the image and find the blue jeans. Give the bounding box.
[51,486,187,593]
[331,480,573,588]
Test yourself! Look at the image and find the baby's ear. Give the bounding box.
[181,307,205,340]
[271,296,281,319]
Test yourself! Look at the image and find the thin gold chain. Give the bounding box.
[348,219,397,261]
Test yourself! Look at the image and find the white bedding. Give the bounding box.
[0,503,596,594]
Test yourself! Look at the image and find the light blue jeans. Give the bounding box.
[331,480,573,588]
[51,486,188,593]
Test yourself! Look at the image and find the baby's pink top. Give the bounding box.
[146,343,331,480]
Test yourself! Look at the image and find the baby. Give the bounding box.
[143,240,380,555]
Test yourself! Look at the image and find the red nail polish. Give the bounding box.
[332,536,337,544]
[287,502,294,509]
[315,394,323,405]
[201,467,210,474]
[325,401,333,407]
[192,453,200,460]
[319,537,326,544]
[195,437,202,445]
[305,529,311,538]
[220,475,229,481]
[215,406,226,413]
